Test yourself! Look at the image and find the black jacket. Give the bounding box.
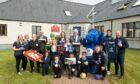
[93,51,108,66]
[115,37,129,54]
[26,40,39,52]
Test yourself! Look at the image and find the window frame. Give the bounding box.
[0,24,7,36]
[32,25,42,36]
[122,21,140,38]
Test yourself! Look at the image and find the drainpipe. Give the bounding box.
[111,19,113,32]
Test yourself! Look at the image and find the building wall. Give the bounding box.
[94,21,112,30]
[63,23,90,38]
[0,20,61,45]
[94,16,140,49]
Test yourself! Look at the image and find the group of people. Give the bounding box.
[12,28,129,80]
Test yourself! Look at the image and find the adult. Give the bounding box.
[26,34,39,73]
[37,31,48,72]
[93,46,108,80]
[70,29,82,59]
[57,31,66,45]
[115,31,129,79]
[13,35,25,75]
[21,34,30,71]
[102,30,115,75]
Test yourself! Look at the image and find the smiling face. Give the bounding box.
[39,31,44,36]
[116,31,122,38]
[18,35,24,41]
[95,46,101,53]
[32,34,37,41]
[107,30,112,36]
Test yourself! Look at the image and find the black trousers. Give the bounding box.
[42,63,49,75]
[96,65,107,77]
[30,60,34,71]
[53,67,62,78]
[115,53,125,76]
[15,55,22,72]
[21,56,28,71]
[73,49,80,60]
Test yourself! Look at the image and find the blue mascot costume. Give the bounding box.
[82,28,103,74]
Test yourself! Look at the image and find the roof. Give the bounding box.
[94,0,140,22]
[0,0,92,24]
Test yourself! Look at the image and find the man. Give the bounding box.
[26,34,39,73]
[70,29,82,59]
[102,30,115,75]
[37,31,48,73]
[115,31,129,79]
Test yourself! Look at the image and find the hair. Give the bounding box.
[16,34,24,44]
[82,51,86,55]
[107,29,112,32]
[60,31,66,39]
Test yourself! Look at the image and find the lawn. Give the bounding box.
[0,49,140,84]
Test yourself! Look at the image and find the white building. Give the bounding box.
[0,0,92,50]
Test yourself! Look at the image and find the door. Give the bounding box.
[73,26,81,36]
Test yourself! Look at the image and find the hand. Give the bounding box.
[78,61,81,64]
[23,51,25,54]
[103,43,106,45]
[118,42,123,47]
[101,66,105,70]
[84,61,88,65]
[39,60,43,62]
[19,47,24,50]
[95,61,99,65]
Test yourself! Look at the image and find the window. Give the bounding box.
[64,11,72,16]
[95,26,104,32]
[133,0,140,7]
[111,0,122,4]
[122,22,140,38]
[0,24,7,36]
[32,26,41,36]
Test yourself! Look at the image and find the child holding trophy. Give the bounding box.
[65,53,77,79]
[77,52,88,77]
[52,56,63,78]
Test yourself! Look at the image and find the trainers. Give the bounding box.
[21,68,24,71]
[107,71,110,75]
[18,72,22,75]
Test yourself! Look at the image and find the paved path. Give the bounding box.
[52,46,110,84]
[52,74,110,84]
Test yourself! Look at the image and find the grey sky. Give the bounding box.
[0,0,105,5]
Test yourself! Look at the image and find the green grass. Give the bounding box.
[108,49,140,84]
[0,49,140,84]
[0,49,53,84]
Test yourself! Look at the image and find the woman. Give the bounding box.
[13,35,25,75]
[57,31,66,45]
[93,46,108,80]
[21,34,30,71]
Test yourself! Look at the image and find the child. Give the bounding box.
[77,52,88,77]
[52,56,62,78]
[66,53,77,79]
[42,52,50,76]
[64,37,73,58]
[50,39,57,61]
